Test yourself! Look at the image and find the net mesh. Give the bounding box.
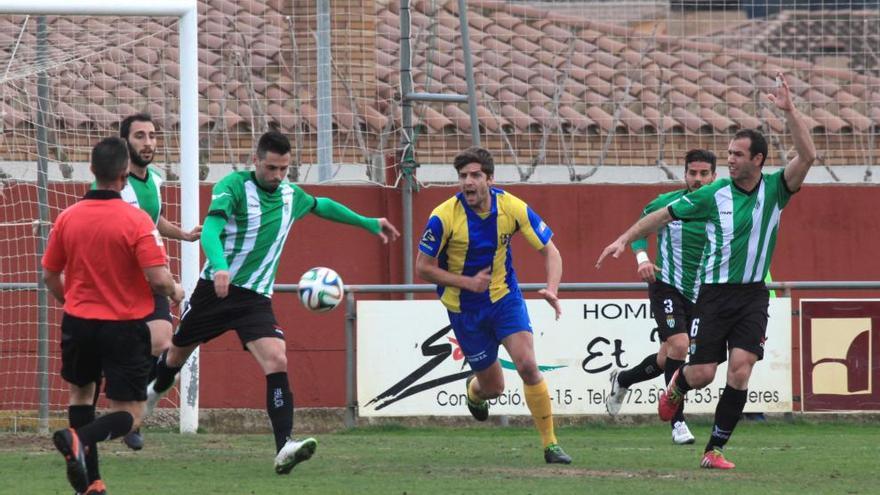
[0,14,185,429]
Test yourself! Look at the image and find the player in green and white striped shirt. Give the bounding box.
[605,149,716,447]
[146,131,399,475]
[597,73,817,470]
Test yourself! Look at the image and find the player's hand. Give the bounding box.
[170,283,185,305]
[376,218,400,244]
[538,288,562,320]
[213,270,230,298]
[767,72,794,112]
[468,267,492,293]
[637,261,660,282]
[595,239,626,269]
[184,225,203,242]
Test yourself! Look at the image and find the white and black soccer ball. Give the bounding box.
[297,267,344,313]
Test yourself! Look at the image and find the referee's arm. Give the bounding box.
[42,269,65,304]
[144,265,184,304]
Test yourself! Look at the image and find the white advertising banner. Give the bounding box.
[357,298,792,417]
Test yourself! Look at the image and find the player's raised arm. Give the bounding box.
[312,197,399,243]
[768,73,817,192]
[596,208,673,269]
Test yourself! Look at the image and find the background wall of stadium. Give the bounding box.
[2,184,877,410]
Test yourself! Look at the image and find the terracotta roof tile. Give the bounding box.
[501,104,539,132]
[586,106,625,133]
[619,107,654,133]
[476,105,513,134]
[670,107,712,134]
[558,106,598,134]
[509,50,538,69]
[728,107,762,129]
[642,107,684,134]
[700,107,738,133]
[443,104,475,132]
[812,107,852,134]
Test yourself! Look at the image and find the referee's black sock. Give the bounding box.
[75,411,134,447]
[153,350,182,393]
[266,372,294,453]
[664,357,686,424]
[617,353,662,388]
[705,385,748,453]
[69,405,100,482]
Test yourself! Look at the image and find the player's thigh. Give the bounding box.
[59,314,102,388]
[650,282,690,343]
[173,279,252,347]
[448,308,499,372]
[99,320,152,402]
[687,286,733,366]
[728,286,770,362]
[245,335,288,374]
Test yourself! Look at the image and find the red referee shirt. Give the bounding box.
[42,189,169,320]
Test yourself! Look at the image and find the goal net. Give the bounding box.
[0,2,199,432]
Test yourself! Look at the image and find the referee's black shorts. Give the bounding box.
[173,278,283,349]
[60,313,152,402]
[687,282,769,365]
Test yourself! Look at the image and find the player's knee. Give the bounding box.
[514,359,540,384]
[665,334,688,359]
[686,366,715,388]
[262,352,288,374]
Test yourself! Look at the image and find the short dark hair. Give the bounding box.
[256,131,292,159]
[92,137,130,183]
[733,129,768,167]
[684,149,717,173]
[453,146,494,176]
[119,113,155,139]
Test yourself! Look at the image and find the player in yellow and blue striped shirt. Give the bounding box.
[416,147,571,464]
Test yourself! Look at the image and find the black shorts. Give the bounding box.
[60,313,152,402]
[649,281,694,342]
[173,278,283,349]
[147,292,173,323]
[688,283,769,365]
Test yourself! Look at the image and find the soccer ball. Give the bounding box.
[297,267,344,312]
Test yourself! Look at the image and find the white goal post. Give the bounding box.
[0,0,201,433]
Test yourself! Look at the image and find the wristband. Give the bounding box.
[635,251,650,265]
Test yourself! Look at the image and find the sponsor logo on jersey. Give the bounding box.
[420,229,436,246]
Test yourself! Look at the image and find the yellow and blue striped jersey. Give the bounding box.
[418,188,553,313]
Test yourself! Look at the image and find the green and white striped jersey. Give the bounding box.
[669,170,794,285]
[631,189,706,302]
[201,171,316,297]
[92,167,163,224]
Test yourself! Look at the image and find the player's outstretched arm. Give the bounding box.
[768,72,817,192]
[537,240,562,320]
[313,197,399,243]
[416,251,490,293]
[158,215,202,242]
[596,208,673,269]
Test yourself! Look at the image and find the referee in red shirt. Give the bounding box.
[42,137,184,494]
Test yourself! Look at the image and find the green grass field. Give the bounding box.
[2,419,877,494]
